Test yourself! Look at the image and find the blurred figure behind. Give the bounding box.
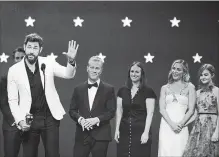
[0,47,25,157]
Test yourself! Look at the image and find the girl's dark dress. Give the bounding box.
[117,86,156,157]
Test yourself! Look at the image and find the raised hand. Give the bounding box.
[63,40,79,60]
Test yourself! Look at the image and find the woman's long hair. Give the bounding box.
[168,59,190,84]
[125,61,147,89]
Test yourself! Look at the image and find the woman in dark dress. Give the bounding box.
[115,61,157,157]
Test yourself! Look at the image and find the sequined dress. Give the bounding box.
[183,88,219,157]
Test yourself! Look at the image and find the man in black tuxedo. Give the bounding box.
[69,55,116,157]
[0,47,25,157]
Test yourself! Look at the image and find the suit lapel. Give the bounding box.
[20,59,31,96]
[90,81,104,112]
[83,81,91,111]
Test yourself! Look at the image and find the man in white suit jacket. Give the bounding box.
[7,33,79,157]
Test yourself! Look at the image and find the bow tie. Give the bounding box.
[88,82,98,89]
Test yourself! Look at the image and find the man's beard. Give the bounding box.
[26,55,38,65]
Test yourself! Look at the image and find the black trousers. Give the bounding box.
[73,135,109,157]
[3,129,23,157]
[22,115,60,157]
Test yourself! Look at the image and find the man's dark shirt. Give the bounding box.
[24,59,51,117]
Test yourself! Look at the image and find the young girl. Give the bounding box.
[183,64,219,157]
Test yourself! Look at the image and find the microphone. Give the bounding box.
[40,63,47,152]
[41,63,46,73]
[41,63,46,94]
[41,63,46,92]
[41,63,46,90]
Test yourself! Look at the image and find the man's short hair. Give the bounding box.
[24,33,43,47]
[12,47,25,58]
[88,56,104,65]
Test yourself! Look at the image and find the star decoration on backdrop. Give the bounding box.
[0,53,10,63]
[24,16,36,27]
[47,52,58,60]
[97,53,106,62]
[0,15,215,66]
[121,17,132,27]
[192,53,202,63]
[73,17,84,27]
[144,53,155,63]
[170,17,181,27]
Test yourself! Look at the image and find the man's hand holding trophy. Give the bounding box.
[19,113,33,132]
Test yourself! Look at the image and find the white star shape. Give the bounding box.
[170,17,181,27]
[0,53,9,63]
[144,53,155,63]
[97,53,106,62]
[192,53,202,63]
[73,17,84,27]
[47,52,58,60]
[121,17,132,27]
[24,16,36,27]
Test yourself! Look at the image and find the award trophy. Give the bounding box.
[20,113,33,139]
[26,113,33,125]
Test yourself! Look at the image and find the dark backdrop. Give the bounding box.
[0,2,218,157]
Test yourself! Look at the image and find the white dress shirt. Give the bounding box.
[78,79,100,126]
[88,79,100,110]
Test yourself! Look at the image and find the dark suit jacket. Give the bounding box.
[0,76,17,131]
[69,80,116,141]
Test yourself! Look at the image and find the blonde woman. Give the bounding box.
[158,59,196,156]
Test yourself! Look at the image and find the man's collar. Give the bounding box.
[88,79,100,86]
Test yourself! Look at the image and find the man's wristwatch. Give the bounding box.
[68,58,76,67]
